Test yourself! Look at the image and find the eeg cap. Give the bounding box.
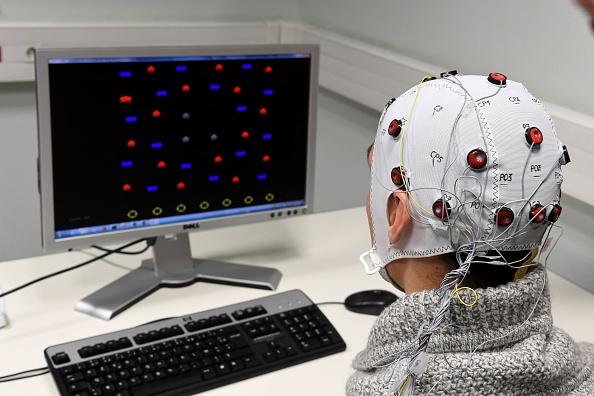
[368,73,566,270]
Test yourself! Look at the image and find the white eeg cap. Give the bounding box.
[369,73,566,269]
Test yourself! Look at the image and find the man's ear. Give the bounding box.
[387,190,411,244]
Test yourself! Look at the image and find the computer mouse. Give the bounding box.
[344,289,398,316]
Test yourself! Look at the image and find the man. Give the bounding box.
[347,73,594,395]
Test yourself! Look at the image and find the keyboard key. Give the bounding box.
[51,352,71,365]
[64,371,83,384]
[299,338,321,351]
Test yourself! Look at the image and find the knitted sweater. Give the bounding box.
[346,266,594,395]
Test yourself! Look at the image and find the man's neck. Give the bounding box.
[384,256,454,294]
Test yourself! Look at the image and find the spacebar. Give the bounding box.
[132,372,209,396]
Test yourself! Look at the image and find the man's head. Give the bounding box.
[363,72,569,278]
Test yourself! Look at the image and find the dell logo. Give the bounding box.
[183,223,200,230]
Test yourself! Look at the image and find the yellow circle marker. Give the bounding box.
[265,193,274,202]
[199,201,210,210]
[244,196,254,204]
[453,284,478,307]
[127,210,138,219]
[176,204,187,213]
[222,198,232,207]
[152,207,163,216]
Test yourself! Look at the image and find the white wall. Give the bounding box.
[0,0,302,23]
[299,0,594,116]
[0,82,39,260]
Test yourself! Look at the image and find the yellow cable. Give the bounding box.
[399,76,434,218]
[396,375,411,395]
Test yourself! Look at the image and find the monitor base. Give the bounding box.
[75,234,282,320]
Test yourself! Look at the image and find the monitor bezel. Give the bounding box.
[36,43,319,252]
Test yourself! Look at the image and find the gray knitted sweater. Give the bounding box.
[346,266,594,395]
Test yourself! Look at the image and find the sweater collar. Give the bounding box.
[354,265,552,369]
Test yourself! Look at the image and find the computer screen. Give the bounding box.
[35,44,319,320]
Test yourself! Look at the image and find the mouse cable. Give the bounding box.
[0,366,49,383]
[315,301,345,306]
[0,238,149,299]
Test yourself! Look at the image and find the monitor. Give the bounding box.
[35,44,319,320]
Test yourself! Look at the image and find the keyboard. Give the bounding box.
[44,289,346,396]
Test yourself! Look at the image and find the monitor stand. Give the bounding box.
[75,233,282,321]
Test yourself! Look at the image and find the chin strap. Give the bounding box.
[359,249,382,275]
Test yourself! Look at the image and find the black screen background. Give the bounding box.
[47,55,312,232]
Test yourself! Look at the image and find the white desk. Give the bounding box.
[1,207,593,395]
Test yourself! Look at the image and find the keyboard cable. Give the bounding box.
[0,367,50,383]
[0,238,154,383]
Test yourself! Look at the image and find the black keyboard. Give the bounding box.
[44,289,346,396]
